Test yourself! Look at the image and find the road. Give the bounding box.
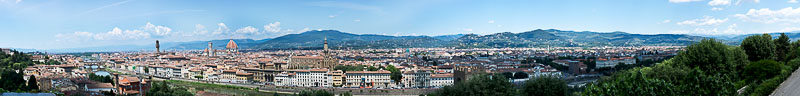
[771,67,800,96]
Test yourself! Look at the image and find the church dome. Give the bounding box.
[226,39,238,49]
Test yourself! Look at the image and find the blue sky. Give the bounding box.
[1,0,799,49]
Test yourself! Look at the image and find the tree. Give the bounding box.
[522,75,567,96]
[741,34,776,61]
[429,74,515,96]
[27,75,38,91]
[386,65,402,84]
[776,33,791,62]
[674,39,748,75]
[144,67,150,73]
[743,60,784,83]
[147,81,193,96]
[502,72,514,79]
[513,72,529,79]
[297,90,334,96]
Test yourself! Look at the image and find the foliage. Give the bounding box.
[27,75,38,91]
[297,90,334,96]
[673,39,748,75]
[147,81,194,96]
[88,73,113,83]
[386,65,402,83]
[522,75,567,96]
[513,72,529,79]
[743,60,784,83]
[0,50,36,92]
[741,34,775,61]
[429,74,516,96]
[585,39,747,96]
[775,33,791,62]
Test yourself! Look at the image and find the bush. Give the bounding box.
[743,60,784,83]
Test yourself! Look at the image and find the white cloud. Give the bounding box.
[780,27,800,32]
[354,19,361,22]
[668,30,690,34]
[735,7,800,24]
[677,16,728,26]
[735,0,759,5]
[235,26,259,34]
[328,15,337,18]
[708,0,730,6]
[263,22,281,33]
[487,20,495,24]
[660,20,672,24]
[300,28,311,33]
[213,23,230,35]
[711,7,724,11]
[193,24,208,35]
[790,0,799,3]
[669,0,703,3]
[143,22,172,36]
[462,28,473,32]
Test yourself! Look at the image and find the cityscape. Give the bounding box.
[3,0,800,96]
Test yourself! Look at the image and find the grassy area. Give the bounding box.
[164,80,255,91]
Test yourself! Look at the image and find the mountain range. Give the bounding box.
[16,29,800,53]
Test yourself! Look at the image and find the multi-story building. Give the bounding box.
[430,73,454,88]
[328,70,344,87]
[345,70,392,88]
[293,69,329,87]
[274,72,295,86]
[402,70,431,88]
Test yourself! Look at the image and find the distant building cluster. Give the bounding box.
[18,38,682,95]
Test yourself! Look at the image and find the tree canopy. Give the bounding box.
[741,34,776,61]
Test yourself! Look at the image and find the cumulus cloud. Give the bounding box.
[213,23,230,35]
[263,22,281,33]
[235,26,259,34]
[677,16,728,26]
[193,24,208,35]
[708,0,730,6]
[734,7,800,24]
[487,20,495,24]
[143,22,172,36]
[791,0,799,3]
[711,7,724,11]
[669,0,703,3]
[661,20,672,24]
[55,22,178,42]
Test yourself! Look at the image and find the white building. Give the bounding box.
[293,69,329,87]
[345,70,392,88]
[430,73,454,88]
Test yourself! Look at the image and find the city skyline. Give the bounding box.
[2,0,800,49]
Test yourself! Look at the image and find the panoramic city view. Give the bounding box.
[3,0,800,96]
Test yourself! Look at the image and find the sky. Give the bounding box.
[1,0,800,49]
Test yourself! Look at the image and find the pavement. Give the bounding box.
[770,67,800,96]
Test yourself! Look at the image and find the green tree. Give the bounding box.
[297,90,334,96]
[429,74,515,96]
[741,34,776,61]
[513,72,529,79]
[674,39,748,75]
[522,75,566,96]
[27,75,38,91]
[776,33,791,62]
[386,65,402,84]
[743,60,784,83]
